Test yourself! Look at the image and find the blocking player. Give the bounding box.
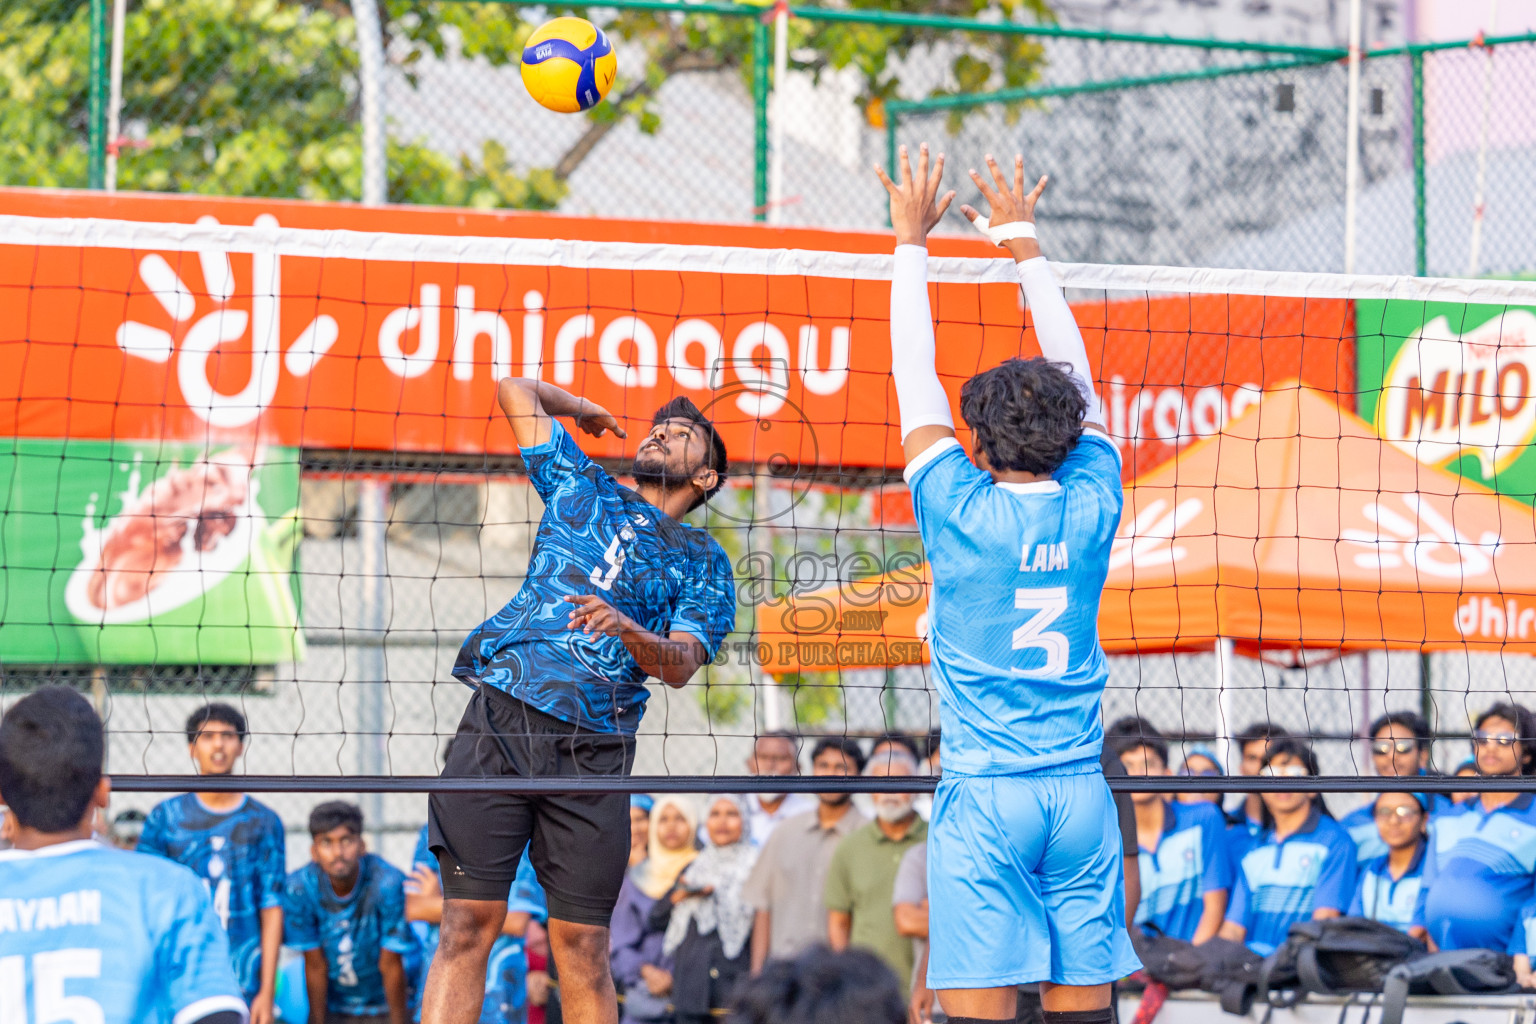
[0,687,248,1024]
[876,144,1141,1024]
[422,381,736,1024]
[140,702,287,1024]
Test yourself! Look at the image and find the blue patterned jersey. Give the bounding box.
[138,793,286,998]
[905,431,1123,776]
[1349,845,1425,934]
[283,855,416,1016]
[1416,793,1536,951]
[1134,802,1233,942]
[0,840,247,1024]
[1508,896,1536,956]
[1225,808,1360,956]
[454,421,736,734]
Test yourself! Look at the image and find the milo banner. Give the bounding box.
[0,440,304,664]
[1357,299,1536,505]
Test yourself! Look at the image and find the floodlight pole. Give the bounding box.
[352,0,388,205]
[104,0,126,191]
[1467,0,1500,277]
[1343,0,1363,274]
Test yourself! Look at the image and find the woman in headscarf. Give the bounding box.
[648,794,758,1024]
[611,794,700,1024]
[629,794,656,868]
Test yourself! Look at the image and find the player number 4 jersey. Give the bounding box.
[906,430,1124,776]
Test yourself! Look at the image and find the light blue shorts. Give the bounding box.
[926,763,1144,989]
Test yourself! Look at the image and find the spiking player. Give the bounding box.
[876,145,1141,1024]
[422,381,736,1024]
[0,687,248,1024]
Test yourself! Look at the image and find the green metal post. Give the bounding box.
[1411,51,1427,277]
[87,0,109,189]
[752,16,770,222]
[884,108,898,227]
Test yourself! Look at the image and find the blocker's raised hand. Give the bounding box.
[961,153,1047,237]
[876,142,956,247]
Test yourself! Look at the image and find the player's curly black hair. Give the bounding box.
[959,357,1087,476]
[652,396,729,508]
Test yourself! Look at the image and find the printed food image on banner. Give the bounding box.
[1357,299,1536,506]
[0,440,304,664]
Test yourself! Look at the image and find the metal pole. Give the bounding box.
[1343,0,1363,274]
[105,0,126,192]
[752,16,770,222]
[87,0,109,189]
[351,0,388,205]
[1216,638,1237,774]
[767,0,789,225]
[356,479,390,847]
[754,468,784,730]
[1467,0,1499,277]
[1411,51,1427,276]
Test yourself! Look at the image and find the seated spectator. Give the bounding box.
[1511,896,1536,989]
[868,732,921,772]
[284,801,415,1024]
[630,795,655,869]
[612,794,700,1024]
[1451,758,1479,805]
[890,836,932,1024]
[1349,792,1428,937]
[1416,702,1536,952]
[726,946,905,1024]
[1106,715,1161,752]
[650,795,758,1024]
[741,733,815,846]
[1340,712,1438,862]
[1175,748,1226,808]
[1219,738,1358,956]
[108,807,148,850]
[1120,731,1232,943]
[1226,723,1291,865]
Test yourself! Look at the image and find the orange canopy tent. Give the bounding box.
[754,386,1536,674]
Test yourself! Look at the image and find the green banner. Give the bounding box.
[1357,299,1536,506]
[0,440,304,664]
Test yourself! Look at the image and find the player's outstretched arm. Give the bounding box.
[875,143,959,466]
[497,377,628,449]
[962,155,1106,433]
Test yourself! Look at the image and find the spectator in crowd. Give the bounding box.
[890,834,929,1023]
[649,795,758,1024]
[726,946,905,1024]
[109,807,148,850]
[921,731,941,776]
[869,732,921,770]
[1175,748,1226,808]
[1219,738,1358,956]
[630,795,655,869]
[1227,723,1291,864]
[1416,702,1536,952]
[1510,896,1536,989]
[1340,712,1438,862]
[140,702,286,1024]
[284,802,414,1024]
[1451,758,1480,805]
[1349,792,1428,937]
[611,794,701,1024]
[742,732,815,846]
[1105,715,1160,751]
[1120,730,1232,944]
[743,738,867,972]
[825,749,927,997]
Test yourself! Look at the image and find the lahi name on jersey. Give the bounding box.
[0,890,102,933]
[1020,542,1069,573]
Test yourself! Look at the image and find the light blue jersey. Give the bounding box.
[138,793,286,999]
[283,855,416,1017]
[1135,802,1233,942]
[906,431,1123,777]
[1507,896,1536,956]
[1416,793,1536,952]
[1349,846,1425,934]
[1225,808,1359,956]
[0,840,247,1024]
[1340,804,1389,864]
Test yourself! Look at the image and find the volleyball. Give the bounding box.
[520,17,617,114]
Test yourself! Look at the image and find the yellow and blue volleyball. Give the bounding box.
[520,17,617,114]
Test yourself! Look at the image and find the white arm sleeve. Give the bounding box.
[890,244,955,442]
[1017,255,1104,425]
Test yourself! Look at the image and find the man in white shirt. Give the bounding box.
[741,731,815,846]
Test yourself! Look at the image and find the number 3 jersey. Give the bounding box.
[454,420,736,735]
[283,854,416,1016]
[0,839,247,1024]
[138,793,287,999]
[906,431,1124,776]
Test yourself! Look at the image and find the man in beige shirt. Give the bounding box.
[742,738,868,971]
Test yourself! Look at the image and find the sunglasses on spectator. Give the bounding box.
[1371,739,1418,755]
[1374,804,1423,821]
[1473,731,1520,747]
[1178,766,1222,777]
[1261,765,1310,778]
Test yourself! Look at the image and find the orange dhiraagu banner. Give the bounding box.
[0,188,1352,472]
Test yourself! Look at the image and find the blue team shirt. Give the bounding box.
[138,793,287,998]
[1226,814,1264,868]
[1416,793,1536,952]
[454,421,736,734]
[1340,781,1445,863]
[1507,896,1536,956]
[0,839,247,1024]
[905,431,1123,776]
[284,854,416,1016]
[1349,844,1426,934]
[1225,807,1360,956]
[1134,801,1233,942]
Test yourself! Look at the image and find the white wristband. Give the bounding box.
[982,220,1036,246]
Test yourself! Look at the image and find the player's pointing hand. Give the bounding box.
[573,399,627,439]
[565,593,630,636]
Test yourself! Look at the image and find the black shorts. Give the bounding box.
[427,686,635,927]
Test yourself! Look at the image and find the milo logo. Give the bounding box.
[1376,309,1536,478]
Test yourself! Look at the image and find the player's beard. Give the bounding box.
[632,447,701,493]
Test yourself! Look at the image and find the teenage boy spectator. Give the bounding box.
[1226,723,1290,864]
[141,702,286,1024]
[742,732,815,846]
[1416,702,1536,952]
[1349,792,1429,936]
[744,738,867,970]
[1340,712,1438,862]
[1219,738,1358,956]
[285,802,414,1024]
[1119,731,1232,943]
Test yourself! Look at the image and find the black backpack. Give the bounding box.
[1131,931,1263,1015]
[1259,917,1427,1006]
[1379,949,1519,1024]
